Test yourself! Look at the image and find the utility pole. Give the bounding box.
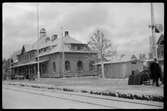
[150,3,157,59]
[36,3,40,80]
[61,26,64,78]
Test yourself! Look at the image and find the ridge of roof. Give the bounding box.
[63,35,85,44]
[10,31,93,58]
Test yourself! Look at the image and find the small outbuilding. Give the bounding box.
[96,57,143,78]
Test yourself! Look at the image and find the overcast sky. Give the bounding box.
[3,3,164,59]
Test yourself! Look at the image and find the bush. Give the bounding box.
[152,96,163,102]
[31,85,40,88]
[63,88,74,92]
[20,84,25,86]
[48,87,55,89]
[108,92,117,97]
[81,90,88,93]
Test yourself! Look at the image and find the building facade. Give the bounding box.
[10,28,98,79]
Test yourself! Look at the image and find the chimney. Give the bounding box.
[40,28,47,38]
[64,31,69,37]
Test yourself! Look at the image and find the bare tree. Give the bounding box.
[3,58,11,80]
[88,29,116,78]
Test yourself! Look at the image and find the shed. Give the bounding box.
[96,59,143,78]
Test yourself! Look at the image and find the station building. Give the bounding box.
[10,28,98,79]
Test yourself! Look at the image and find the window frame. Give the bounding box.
[65,60,71,72]
[53,62,56,73]
[77,60,83,72]
[89,61,95,71]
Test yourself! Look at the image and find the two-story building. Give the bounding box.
[10,28,98,79]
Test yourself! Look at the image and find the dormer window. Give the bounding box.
[45,37,50,42]
[77,45,82,50]
[51,34,58,41]
[65,31,69,37]
[52,45,57,48]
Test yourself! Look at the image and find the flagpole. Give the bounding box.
[37,3,40,80]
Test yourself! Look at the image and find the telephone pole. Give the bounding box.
[61,26,64,78]
[150,3,157,59]
[36,3,40,80]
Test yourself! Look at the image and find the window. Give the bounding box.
[24,55,25,60]
[53,62,56,72]
[39,49,42,53]
[77,45,83,50]
[52,45,57,48]
[65,61,71,71]
[42,63,46,74]
[30,53,32,59]
[45,37,50,42]
[26,54,28,60]
[89,61,95,71]
[71,44,75,50]
[77,61,83,71]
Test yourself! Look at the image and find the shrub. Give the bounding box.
[48,87,54,89]
[31,85,40,88]
[108,92,116,97]
[63,88,74,92]
[81,90,88,93]
[20,84,25,86]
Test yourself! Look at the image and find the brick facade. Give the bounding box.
[10,29,98,79]
[39,52,98,78]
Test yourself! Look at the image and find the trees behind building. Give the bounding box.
[2,58,11,80]
[87,29,116,78]
[88,29,116,61]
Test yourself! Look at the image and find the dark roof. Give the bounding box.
[11,59,49,68]
[63,35,84,44]
[10,31,97,58]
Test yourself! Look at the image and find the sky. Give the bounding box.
[3,3,164,59]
